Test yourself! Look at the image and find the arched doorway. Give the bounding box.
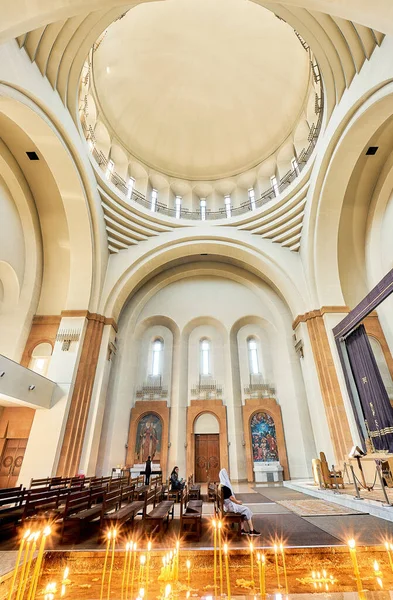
[194,413,220,483]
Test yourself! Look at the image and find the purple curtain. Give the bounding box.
[345,324,393,452]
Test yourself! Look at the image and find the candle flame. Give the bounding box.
[107,531,112,540]
[256,552,261,561]
[186,560,191,570]
[322,570,326,578]
[218,520,222,530]
[162,557,166,566]
[44,526,51,536]
[348,538,356,549]
[112,529,117,539]
[279,543,284,551]
[133,542,137,551]
[274,544,278,552]
[312,571,316,579]
[212,519,216,528]
[140,554,146,565]
[147,541,152,552]
[23,529,31,539]
[63,566,69,579]
[390,544,393,552]
[374,560,380,572]
[61,584,66,597]
[176,540,180,550]
[139,588,145,597]
[249,541,254,552]
[385,541,390,550]
[262,554,265,564]
[126,542,130,551]
[223,543,228,555]
[377,577,383,589]
[165,584,171,598]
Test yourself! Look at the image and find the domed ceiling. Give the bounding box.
[92,0,311,180]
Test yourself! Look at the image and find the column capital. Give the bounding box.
[292,306,350,330]
[60,310,118,332]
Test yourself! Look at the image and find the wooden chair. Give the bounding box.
[319,452,344,488]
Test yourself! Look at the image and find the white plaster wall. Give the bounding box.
[0,176,25,283]
[101,272,316,480]
[237,324,274,404]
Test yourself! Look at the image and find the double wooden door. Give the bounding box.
[0,439,27,488]
[195,434,220,483]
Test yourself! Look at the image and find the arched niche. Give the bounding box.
[28,341,53,376]
[126,406,169,477]
[194,412,219,434]
[186,405,228,482]
[242,399,289,481]
[0,261,20,314]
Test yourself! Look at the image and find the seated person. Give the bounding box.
[219,468,260,536]
[170,466,185,491]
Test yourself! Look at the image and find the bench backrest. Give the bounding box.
[103,489,121,511]
[120,485,135,505]
[64,490,91,517]
[30,477,52,488]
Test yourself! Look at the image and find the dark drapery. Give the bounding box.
[345,324,393,452]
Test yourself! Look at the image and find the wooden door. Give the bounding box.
[0,439,27,488]
[195,434,220,483]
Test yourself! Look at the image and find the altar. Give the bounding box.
[253,460,283,482]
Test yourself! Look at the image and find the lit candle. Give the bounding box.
[280,544,288,594]
[218,520,223,596]
[100,531,112,600]
[21,532,39,600]
[348,539,364,598]
[273,544,281,589]
[223,543,231,600]
[27,526,52,600]
[122,543,131,600]
[249,541,254,586]
[257,553,266,599]
[61,566,70,597]
[15,532,35,600]
[146,541,152,591]
[175,540,180,583]
[385,542,393,573]
[164,583,171,600]
[7,529,31,600]
[131,542,138,598]
[107,529,117,599]
[139,555,146,588]
[186,559,191,590]
[212,519,217,595]
[261,554,266,598]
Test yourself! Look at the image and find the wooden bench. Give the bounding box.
[100,486,144,534]
[180,487,202,539]
[60,488,104,543]
[144,486,174,537]
[187,475,201,500]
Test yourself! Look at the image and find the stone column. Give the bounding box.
[293,307,354,464]
[56,312,105,477]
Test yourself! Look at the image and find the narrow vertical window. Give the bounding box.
[127,176,135,200]
[151,338,163,376]
[151,188,158,212]
[224,195,231,218]
[106,159,114,180]
[247,337,259,375]
[291,157,300,176]
[248,188,256,210]
[175,196,182,219]
[271,175,279,197]
[200,198,206,221]
[200,339,211,376]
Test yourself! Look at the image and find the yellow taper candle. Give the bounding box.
[348,539,364,599]
[273,544,281,589]
[385,542,393,573]
[223,543,231,600]
[212,519,217,595]
[186,559,191,590]
[122,543,130,600]
[15,532,34,600]
[249,542,254,586]
[7,529,31,600]
[19,531,39,600]
[130,541,138,598]
[139,555,146,589]
[107,529,117,600]
[100,531,112,600]
[27,526,51,600]
[218,520,223,596]
[146,541,152,591]
[280,544,288,594]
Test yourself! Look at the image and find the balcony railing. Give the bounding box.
[191,377,223,399]
[80,88,323,222]
[136,376,168,400]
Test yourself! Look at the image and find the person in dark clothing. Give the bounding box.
[170,466,185,491]
[145,455,152,485]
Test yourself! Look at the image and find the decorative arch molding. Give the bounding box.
[126,403,169,478]
[0,84,102,312]
[0,261,20,314]
[306,81,393,306]
[102,234,307,321]
[186,401,229,480]
[242,399,290,481]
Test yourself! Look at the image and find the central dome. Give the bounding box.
[92,0,311,180]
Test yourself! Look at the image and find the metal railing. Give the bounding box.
[80,90,323,222]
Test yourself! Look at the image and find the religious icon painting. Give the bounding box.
[135,413,162,463]
[250,411,279,462]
